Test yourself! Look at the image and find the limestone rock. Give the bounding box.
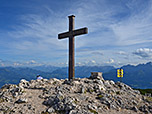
[19,79,30,88]
[89,72,104,80]
[15,98,28,103]
[47,107,55,113]
[0,76,151,114]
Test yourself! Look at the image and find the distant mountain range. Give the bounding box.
[0,66,114,87]
[0,67,53,87]
[103,62,152,88]
[32,65,58,72]
[0,62,152,88]
[49,66,115,79]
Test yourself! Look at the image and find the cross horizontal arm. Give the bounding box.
[58,31,70,39]
[73,27,88,37]
[58,27,88,39]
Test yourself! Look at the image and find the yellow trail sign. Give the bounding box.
[117,69,123,77]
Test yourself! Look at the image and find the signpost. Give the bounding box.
[117,68,123,82]
[58,15,88,81]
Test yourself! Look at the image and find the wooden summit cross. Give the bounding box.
[58,15,88,81]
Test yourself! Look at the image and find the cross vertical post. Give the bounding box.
[58,15,88,81]
[68,15,75,81]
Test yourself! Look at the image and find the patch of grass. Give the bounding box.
[13,85,17,88]
[101,88,104,91]
[84,89,87,94]
[0,98,5,103]
[96,94,104,100]
[134,89,152,95]
[98,95,104,98]
[89,109,98,114]
[73,100,78,104]
[88,89,94,93]
[59,96,64,100]
[41,111,49,114]
[146,97,152,102]
[21,90,26,93]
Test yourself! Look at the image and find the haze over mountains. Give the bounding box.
[0,62,152,88]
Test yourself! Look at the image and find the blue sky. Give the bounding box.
[0,0,152,67]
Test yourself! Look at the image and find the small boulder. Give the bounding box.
[19,79,30,88]
[47,107,55,113]
[89,72,104,80]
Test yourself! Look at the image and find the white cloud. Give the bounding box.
[26,60,36,64]
[133,48,152,58]
[2,0,152,66]
[116,51,126,55]
[13,62,22,66]
[0,60,13,67]
[106,59,115,64]
[91,60,96,64]
[111,1,152,46]
[76,62,82,66]
[8,0,121,53]
[78,60,97,66]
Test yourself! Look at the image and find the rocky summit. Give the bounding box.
[0,73,152,114]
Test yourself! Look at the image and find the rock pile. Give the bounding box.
[0,73,151,114]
